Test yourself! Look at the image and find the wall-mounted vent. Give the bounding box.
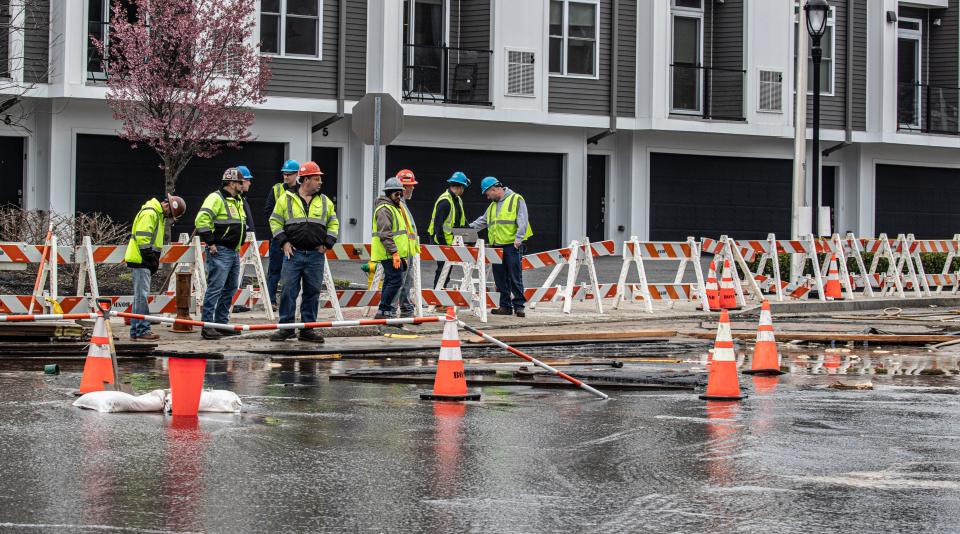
[758,70,783,113]
[506,49,535,97]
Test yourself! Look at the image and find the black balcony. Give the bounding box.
[669,64,746,121]
[897,82,960,135]
[402,44,492,106]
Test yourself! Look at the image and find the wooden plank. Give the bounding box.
[466,330,677,344]
[680,331,958,345]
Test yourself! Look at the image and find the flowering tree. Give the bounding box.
[94,0,270,193]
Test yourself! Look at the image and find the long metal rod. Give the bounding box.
[456,320,610,400]
[791,3,808,241]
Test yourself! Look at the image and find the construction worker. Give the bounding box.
[394,169,419,317]
[470,176,532,317]
[428,171,470,289]
[236,165,255,234]
[195,167,249,339]
[268,161,338,342]
[263,159,301,308]
[124,194,186,341]
[371,177,411,319]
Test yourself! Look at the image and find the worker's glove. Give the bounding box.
[392,252,401,270]
[514,238,522,249]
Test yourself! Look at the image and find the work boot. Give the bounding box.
[201,327,222,340]
[399,308,415,319]
[298,329,325,343]
[373,312,391,320]
[514,309,526,318]
[132,331,160,341]
[220,329,241,337]
[490,307,513,316]
[270,330,296,342]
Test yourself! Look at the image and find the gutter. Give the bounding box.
[587,0,618,145]
[823,0,855,157]
[312,0,347,133]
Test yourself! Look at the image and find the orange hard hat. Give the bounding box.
[165,195,187,220]
[396,168,417,185]
[299,161,323,177]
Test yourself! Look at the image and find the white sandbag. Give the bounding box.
[163,389,242,413]
[73,389,167,413]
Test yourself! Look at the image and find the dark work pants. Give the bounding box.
[378,259,404,316]
[492,244,526,310]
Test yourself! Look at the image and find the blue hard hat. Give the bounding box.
[236,165,253,180]
[480,176,501,194]
[281,159,300,173]
[448,171,470,187]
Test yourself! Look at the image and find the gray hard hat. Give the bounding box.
[383,177,404,193]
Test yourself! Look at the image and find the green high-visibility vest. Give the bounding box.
[427,190,466,245]
[269,190,339,238]
[124,198,164,264]
[485,192,533,246]
[271,182,286,202]
[371,203,411,261]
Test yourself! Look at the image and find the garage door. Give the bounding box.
[876,164,960,238]
[650,153,792,241]
[386,146,563,251]
[76,135,285,239]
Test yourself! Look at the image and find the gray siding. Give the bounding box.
[929,0,959,90]
[705,0,744,119]
[804,0,867,131]
[23,0,48,84]
[449,0,491,104]
[852,0,866,130]
[549,0,636,116]
[266,0,366,100]
[0,1,9,79]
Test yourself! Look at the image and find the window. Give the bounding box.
[260,0,322,58]
[548,0,598,78]
[86,0,139,82]
[897,18,922,127]
[670,1,703,113]
[793,4,834,95]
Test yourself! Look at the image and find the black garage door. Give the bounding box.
[650,153,792,241]
[76,135,285,240]
[386,146,563,251]
[876,164,960,238]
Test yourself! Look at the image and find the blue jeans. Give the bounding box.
[130,267,152,337]
[267,239,285,306]
[202,247,240,323]
[378,259,404,316]
[279,250,325,327]
[492,244,526,310]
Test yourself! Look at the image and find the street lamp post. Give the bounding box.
[805,0,829,237]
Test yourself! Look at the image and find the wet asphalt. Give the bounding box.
[0,351,958,534]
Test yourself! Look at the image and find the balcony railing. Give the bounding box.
[402,44,492,106]
[669,64,746,121]
[897,82,960,135]
[86,21,109,83]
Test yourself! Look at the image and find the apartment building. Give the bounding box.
[2,0,959,249]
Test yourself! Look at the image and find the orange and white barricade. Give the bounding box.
[813,234,861,300]
[702,236,766,306]
[613,236,710,312]
[0,294,185,315]
[321,242,373,320]
[915,234,960,294]
[236,233,273,320]
[523,239,615,314]
[857,233,911,298]
[419,239,502,321]
[0,237,69,308]
[735,234,826,302]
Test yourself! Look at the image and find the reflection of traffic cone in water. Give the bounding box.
[79,313,115,393]
[744,300,785,375]
[750,375,779,395]
[824,255,843,300]
[824,353,841,374]
[705,401,738,485]
[421,308,481,401]
[719,260,739,310]
[700,310,745,401]
[700,260,719,311]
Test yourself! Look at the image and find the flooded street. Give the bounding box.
[0,352,958,533]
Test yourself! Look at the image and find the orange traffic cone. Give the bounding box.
[420,308,481,401]
[824,255,843,300]
[744,300,785,376]
[78,313,115,393]
[719,260,740,310]
[700,310,745,401]
[699,260,719,311]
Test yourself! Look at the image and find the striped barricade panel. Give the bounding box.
[158,244,196,264]
[625,241,694,260]
[522,240,615,270]
[523,286,564,303]
[239,240,270,258]
[858,239,884,254]
[700,238,725,255]
[320,290,496,309]
[570,283,697,302]
[0,243,73,264]
[419,245,503,265]
[913,240,960,254]
[906,274,959,290]
[774,240,813,255]
[0,295,184,315]
[850,273,884,290]
[325,243,372,261]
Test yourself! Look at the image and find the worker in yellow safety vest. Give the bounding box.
[124,194,186,341]
[428,171,470,289]
[394,169,419,317]
[470,176,533,317]
[371,177,411,319]
[263,159,301,308]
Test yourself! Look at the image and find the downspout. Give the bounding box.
[587,0,618,144]
[823,0,854,156]
[312,0,347,132]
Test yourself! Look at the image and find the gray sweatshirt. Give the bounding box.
[469,187,529,242]
[374,196,401,255]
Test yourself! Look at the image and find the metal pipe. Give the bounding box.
[587,0,618,145]
[791,3,809,240]
[457,320,610,400]
[311,0,348,133]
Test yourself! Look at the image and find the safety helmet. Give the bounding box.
[165,194,187,220]
[448,171,470,187]
[222,167,242,182]
[396,169,417,186]
[299,161,323,177]
[281,159,300,173]
[383,177,404,194]
[236,165,253,180]
[480,176,501,194]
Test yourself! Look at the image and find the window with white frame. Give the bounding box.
[549,0,598,77]
[793,4,835,95]
[670,0,703,113]
[261,0,322,58]
[897,18,922,127]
